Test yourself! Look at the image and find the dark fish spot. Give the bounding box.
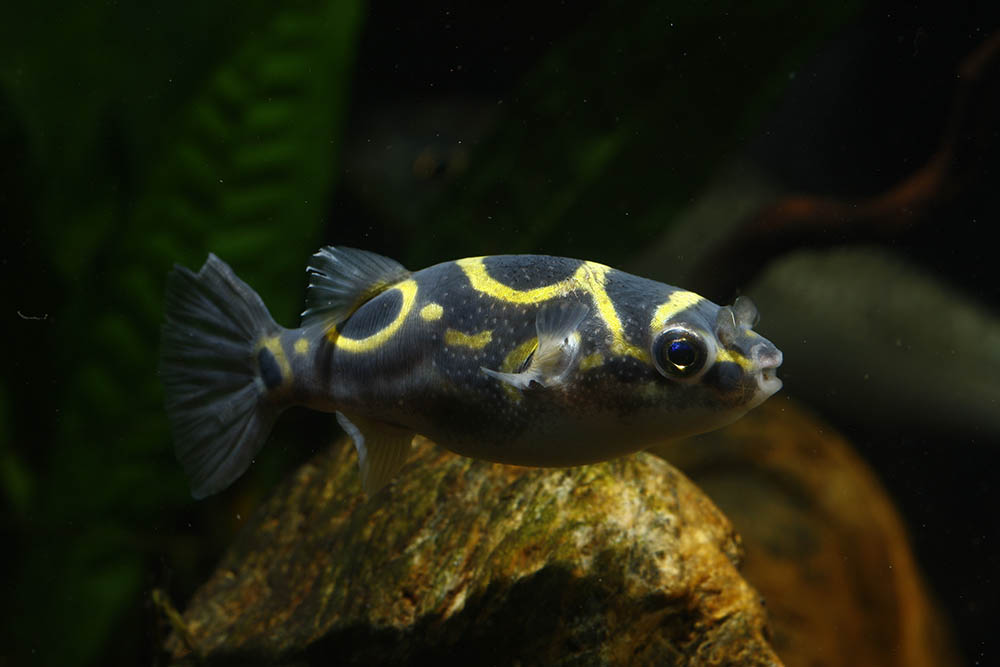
[340,288,404,339]
[706,360,743,393]
[258,348,283,389]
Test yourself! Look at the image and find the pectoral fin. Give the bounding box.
[336,412,414,495]
[482,301,589,391]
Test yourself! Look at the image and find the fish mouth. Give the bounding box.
[753,345,783,397]
[757,367,783,396]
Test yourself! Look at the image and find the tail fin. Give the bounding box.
[160,254,283,499]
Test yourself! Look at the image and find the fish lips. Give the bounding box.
[753,343,784,396]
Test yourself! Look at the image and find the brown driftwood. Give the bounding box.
[692,31,1000,302]
[654,398,961,667]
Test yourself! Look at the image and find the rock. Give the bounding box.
[166,437,781,665]
[652,397,960,667]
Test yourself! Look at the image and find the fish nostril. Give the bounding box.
[752,344,783,370]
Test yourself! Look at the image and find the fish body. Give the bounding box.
[161,248,782,498]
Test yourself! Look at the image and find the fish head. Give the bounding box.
[647,295,783,437]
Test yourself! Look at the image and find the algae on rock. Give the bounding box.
[166,437,781,665]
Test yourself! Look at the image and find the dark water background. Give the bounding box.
[2,1,998,664]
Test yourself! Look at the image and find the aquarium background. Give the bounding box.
[2,1,998,665]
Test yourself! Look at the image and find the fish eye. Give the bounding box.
[652,328,709,380]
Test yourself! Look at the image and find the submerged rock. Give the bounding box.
[166,438,781,665]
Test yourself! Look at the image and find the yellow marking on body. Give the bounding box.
[716,348,754,371]
[444,328,493,349]
[501,338,538,372]
[457,257,648,361]
[495,338,538,402]
[576,262,649,361]
[259,335,292,385]
[579,352,604,372]
[331,279,418,353]
[650,291,704,331]
[420,303,444,321]
[293,337,310,355]
[456,257,574,303]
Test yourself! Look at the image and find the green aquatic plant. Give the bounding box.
[1,2,363,665]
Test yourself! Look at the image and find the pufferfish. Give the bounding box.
[160,247,783,498]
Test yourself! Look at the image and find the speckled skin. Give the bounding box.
[280,254,782,466]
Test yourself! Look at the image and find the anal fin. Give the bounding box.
[336,412,414,495]
[482,301,589,391]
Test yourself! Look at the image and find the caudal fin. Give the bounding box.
[160,254,283,498]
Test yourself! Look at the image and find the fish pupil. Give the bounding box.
[668,339,696,368]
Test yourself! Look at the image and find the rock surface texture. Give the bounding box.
[166,438,781,665]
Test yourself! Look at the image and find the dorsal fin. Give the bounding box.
[301,247,410,330]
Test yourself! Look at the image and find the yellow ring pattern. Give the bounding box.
[332,279,418,353]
